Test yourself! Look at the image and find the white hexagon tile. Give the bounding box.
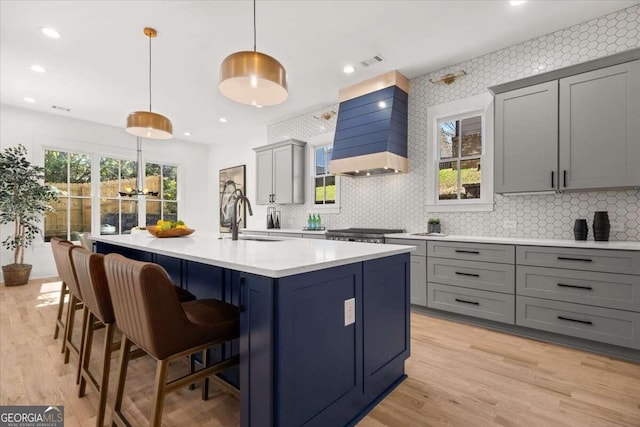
[269,4,640,241]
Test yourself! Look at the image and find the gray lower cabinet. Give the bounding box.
[428,283,515,324]
[428,257,515,294]
[386,238,427,307]
[516,296,640,350]
[428,241,515,264]
[517,245,640,275]
[517,266,640,312]
[410,256,427,306]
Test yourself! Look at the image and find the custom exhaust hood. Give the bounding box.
[329,70,409,176]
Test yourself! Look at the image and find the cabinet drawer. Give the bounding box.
[386,239,426,257]
[517,266,640,312]
[517,296,640,350]
[428,241,514,264]
[427,283,515,324]
[428,258,515,294]
[410,256,427,306]
[517,246,640,275]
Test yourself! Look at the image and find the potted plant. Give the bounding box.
[0,145,57,286]
[428,217,441,234]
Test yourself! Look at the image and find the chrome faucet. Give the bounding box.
[231,189,253,240]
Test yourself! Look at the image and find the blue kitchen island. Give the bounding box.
[92,232,414,426]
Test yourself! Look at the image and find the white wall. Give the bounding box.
[0,104,213,281]
[271,4,640,240]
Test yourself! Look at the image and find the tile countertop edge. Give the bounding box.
[91,234,414,278]
[386,233,640,251]
[242,228,326,235]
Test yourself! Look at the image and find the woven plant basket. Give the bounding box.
[2,264,32,286]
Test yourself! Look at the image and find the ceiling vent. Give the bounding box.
[51,105,71,112]
[359,54,384,68]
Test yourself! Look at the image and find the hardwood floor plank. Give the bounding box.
[1,277,639,426]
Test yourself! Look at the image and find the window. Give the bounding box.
[314,146,336,205]
[426,93,494,212]
[44,150,92,242]
[307,132,340,213]
[145,163,178,225]
[99,157,138,234]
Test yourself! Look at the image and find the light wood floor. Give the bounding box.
[1,277,639,426]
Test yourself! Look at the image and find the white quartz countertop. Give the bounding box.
[242,228,326,235]
[385,233,640,251]
[92,232,413,278]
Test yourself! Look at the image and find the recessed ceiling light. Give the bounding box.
[183,132,191,136]
[219,117,228,123]
[30,64,46,73]
[40,27,61,38]
[510,0,525,5]
[23,97,36,103]
[343,65,356,74]
[378,101,387,108]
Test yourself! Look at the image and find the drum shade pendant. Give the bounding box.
[126,27,173,139]
[219,0,288,106]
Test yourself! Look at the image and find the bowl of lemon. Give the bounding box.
[147,220,195,238]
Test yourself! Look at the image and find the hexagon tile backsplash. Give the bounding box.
[269,4,640,241]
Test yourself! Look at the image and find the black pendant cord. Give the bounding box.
[253,0,256,52]
[148,33,152,112]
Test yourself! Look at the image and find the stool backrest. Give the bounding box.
[103,254,190,359]
[72,248,114,324]
[51,237,83,299]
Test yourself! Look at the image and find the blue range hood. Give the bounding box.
[329,71,409,176]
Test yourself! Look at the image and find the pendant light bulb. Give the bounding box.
[126,27,173,139]
[219,0,288,106]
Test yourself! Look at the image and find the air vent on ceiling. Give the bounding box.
[359,54,384,68]
[51,105,71,112]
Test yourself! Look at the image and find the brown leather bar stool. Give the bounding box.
[51,237,89,384]
[51,237,82,352]
[72,247,144,427]
[103,254,240,427]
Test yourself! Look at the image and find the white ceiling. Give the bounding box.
[1,0,638,147]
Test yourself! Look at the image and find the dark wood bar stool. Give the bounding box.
[51,237,88,384]
[103,254,240,427]
[51,238,83,352]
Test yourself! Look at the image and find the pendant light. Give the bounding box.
[219,0,288,106]
[126,27,173,139]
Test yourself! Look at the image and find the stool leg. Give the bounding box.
[96,323,115,427]
[76,306,90,385]
[150,358,169,427]
[54,281,67,340]
[111,337,132,427]
[202,349,209,401]
[64,294,78,363]
[78,311,95,398]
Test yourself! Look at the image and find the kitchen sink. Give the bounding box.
[239,236,284,242]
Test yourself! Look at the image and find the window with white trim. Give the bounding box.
[426,93,494,212]
[44,150,92,242]
[307,132,340,213]
[99,157,139,235]
[145,163,178,225]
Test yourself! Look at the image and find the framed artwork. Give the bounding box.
[219,165,246,233]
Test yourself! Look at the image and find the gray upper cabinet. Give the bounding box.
[495,81,558,193]
[254,139,306,205]
[491,49,640,193]
[559,61,640,190]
